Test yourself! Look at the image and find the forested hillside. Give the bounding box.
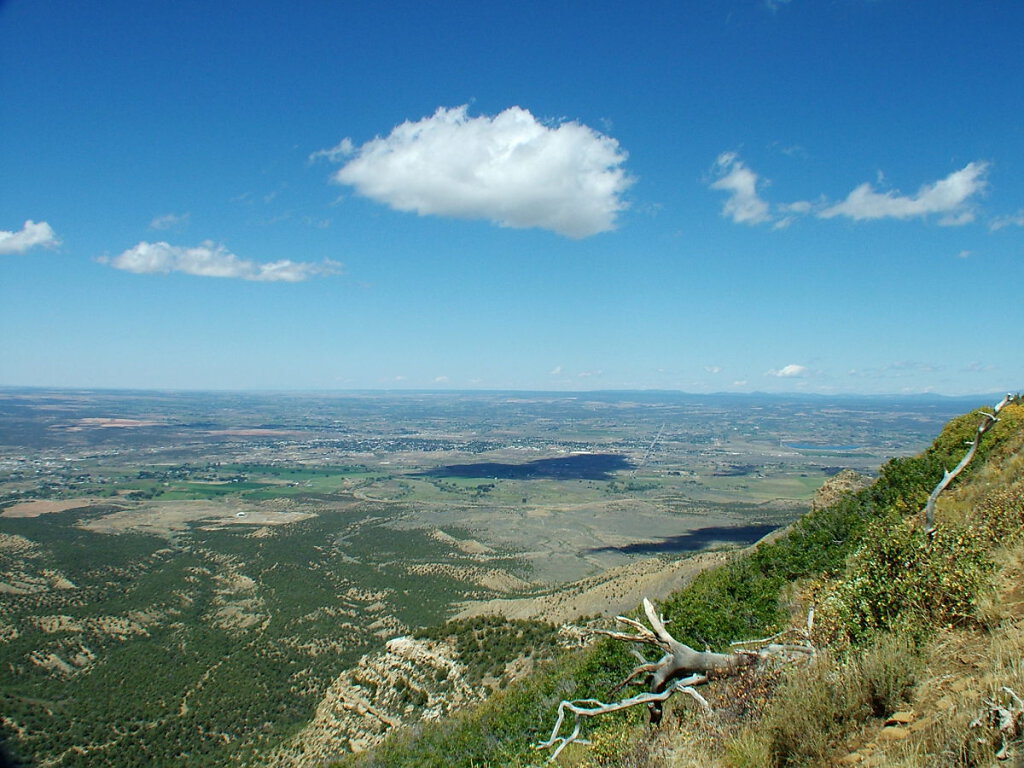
[336,398,1024,767]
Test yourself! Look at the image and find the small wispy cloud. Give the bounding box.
[709,152,771,225]
[847,361,939,379]
[0,220,60,255]
[549,365,563,376]
[990,209,1024,231]
[708,154,990,228]
[819,162,988,224]
[767,364,808,378]
[778,143,807,159]
[961,361,995,373]
[309,138,355,164]
[773,200,815,229]
[149,212,190,231]
[318,105,633,238]
[102,241,341,282]
[704,365,722,374]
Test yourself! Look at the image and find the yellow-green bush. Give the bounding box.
[815,514,993,645]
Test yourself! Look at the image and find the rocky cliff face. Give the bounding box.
[269,634,484,765]
[268,551,748,766]
[810,468,871,512]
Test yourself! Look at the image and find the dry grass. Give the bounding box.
[658,591,1020,767]
[651,637,919,768]
[554,422,1024,768]
[936,408,1024,533]
[664,417,1024,768]
[861,539,1024,767]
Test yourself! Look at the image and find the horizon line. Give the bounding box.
[0,384,1014,401]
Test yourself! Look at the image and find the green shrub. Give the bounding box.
[848,633,921,718]
[971,480,1024,545]
[816,515,993,644]
[413,616,560,684]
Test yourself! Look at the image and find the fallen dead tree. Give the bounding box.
[970,686,1024,762]
[535,597,814,762]
[922,392,1018,534]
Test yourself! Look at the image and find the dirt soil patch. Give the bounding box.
[455,549,734,624]
[77,499,316,537]
[1,498,115,518]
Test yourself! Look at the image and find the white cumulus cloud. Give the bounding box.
[767,364,808,378]
[709,152,771,225]
[819,162,988,223]
[0,220,60,255]
[322,105,632,238]
[104,241,341,282]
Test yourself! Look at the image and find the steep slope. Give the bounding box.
[620,400,1024,768]
[327,398,1023,768]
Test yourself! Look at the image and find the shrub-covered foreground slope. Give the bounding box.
[335,400,1024,768]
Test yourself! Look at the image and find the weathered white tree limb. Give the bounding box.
[969,686,1023,761]
[591,598,753,724]
[535,598,816,762]
[534,674,709,762]
[922,393,1018,533]
[729,611,817,661]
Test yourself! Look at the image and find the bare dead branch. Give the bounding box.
[534,674,709,763]
[969,686,1023,761]
[923,393,1018,533]
[535,598,816,762]
[729,611,817,661]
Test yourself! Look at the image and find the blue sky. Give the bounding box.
[1,0,1021,395]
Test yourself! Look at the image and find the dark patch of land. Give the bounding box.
[586,523,781,555]
[420,453,633,481]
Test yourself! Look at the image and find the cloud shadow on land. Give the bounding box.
[586,523,780,555]
[419,453,633,481]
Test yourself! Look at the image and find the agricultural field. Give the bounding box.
[0,388,984,766]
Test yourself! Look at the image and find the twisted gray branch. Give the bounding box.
[534,598,815,762]
[922,393,1018,533]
